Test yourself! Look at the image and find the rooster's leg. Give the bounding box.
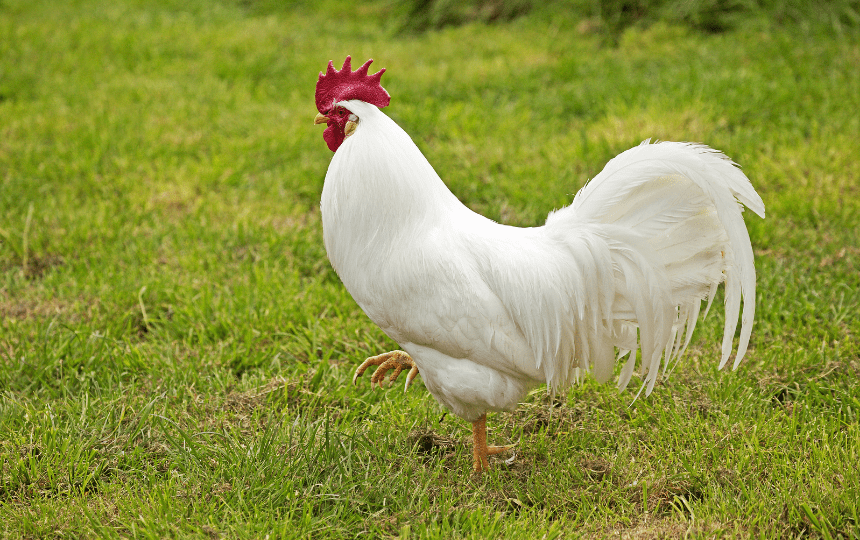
[472,413,512,473]
[352,350,420,391]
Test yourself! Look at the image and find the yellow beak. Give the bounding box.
[314,112,358,138]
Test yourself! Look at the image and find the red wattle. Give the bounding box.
[323,123,344,152]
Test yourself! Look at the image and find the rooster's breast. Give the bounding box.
[354,228,545,421]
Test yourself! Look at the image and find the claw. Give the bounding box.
[352,360,370,386]
[405,365,419,392]
[352,350,420,391]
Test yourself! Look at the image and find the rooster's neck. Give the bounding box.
[319,102,463,285]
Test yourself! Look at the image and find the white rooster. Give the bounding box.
[313,57,765,472]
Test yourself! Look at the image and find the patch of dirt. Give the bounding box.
[520,408,551,435]
[0,297,73,321]
[602,518,738,539]
[222,376,289,414]
[581,456,611,482]
[645,475,707,515]
[407,427,459,455]
[23,254,64,279]
[762,359,860,410]
[1,253,65,280]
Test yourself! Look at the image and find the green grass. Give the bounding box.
[1,0,859,537]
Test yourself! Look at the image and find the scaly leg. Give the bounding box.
[352,350,420,391]
[472,413,512,473]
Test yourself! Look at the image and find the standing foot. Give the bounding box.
[472,413,513,473]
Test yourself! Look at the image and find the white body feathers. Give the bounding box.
[321,100,765,422]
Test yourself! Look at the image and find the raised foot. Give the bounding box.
[352,350,420,391]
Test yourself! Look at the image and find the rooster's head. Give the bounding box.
[314,56,390,152]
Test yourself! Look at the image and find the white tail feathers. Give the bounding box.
[546,140,764,395]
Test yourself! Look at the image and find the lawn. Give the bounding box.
[1,0,859,538]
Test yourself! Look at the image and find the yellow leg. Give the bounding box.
[471,413,511,473]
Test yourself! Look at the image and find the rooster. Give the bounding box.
[313,57,765,473]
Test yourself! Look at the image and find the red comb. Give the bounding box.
[315,56,390,114]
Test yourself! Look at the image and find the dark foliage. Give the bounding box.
[395,0,860,38]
